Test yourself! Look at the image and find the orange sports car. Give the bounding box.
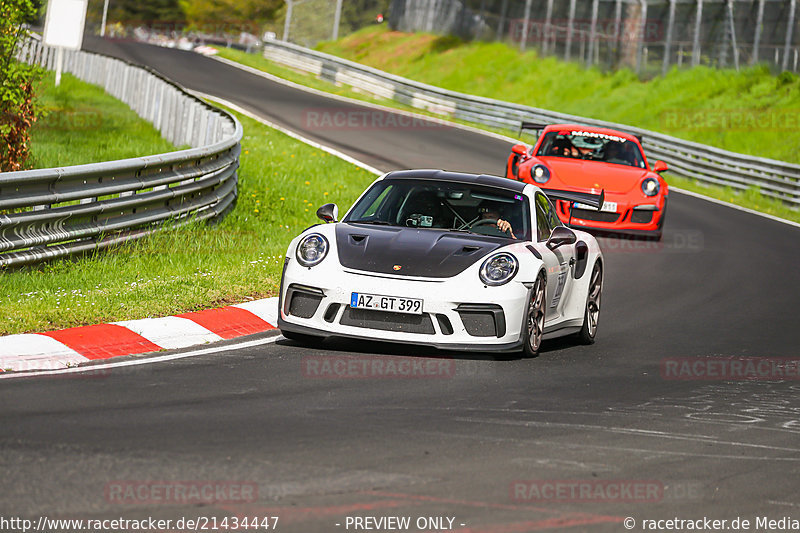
[505,124,669,240]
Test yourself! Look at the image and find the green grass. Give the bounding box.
[1,101,376,335]
[30,72,179,167]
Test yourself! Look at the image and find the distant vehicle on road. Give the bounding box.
[505,124,669,240]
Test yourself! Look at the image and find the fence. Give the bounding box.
[263,39,800,207]
[279,0,391,47]
[0,38,242,268]
[389,0,800,75]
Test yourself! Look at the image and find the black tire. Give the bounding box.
[575,261,602,345]
[522,272,547,357]
[281,330,324,346]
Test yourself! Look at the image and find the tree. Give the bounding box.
[85,0,185,30]
[179,0,283,36]
[0,0,42,172]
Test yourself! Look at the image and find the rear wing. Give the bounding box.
[541,188,604,211]
[518,121,550,137]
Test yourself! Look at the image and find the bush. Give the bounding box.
[0,0,42,171]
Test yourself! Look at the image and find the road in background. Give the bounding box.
[1,38,799,532]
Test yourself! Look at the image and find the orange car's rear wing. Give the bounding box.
[518,121,550,137]
[541,188,605,211]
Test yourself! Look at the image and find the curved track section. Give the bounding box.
[1,38,799,532]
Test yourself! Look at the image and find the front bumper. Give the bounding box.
[278,260,531,353]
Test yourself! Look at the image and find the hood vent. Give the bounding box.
[349,234,368,245]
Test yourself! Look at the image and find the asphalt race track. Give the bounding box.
[1,37,800,532]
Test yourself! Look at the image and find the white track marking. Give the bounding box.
[768,501,800,508]
[232,297,279,326]
[113,316,223,350]
[208,54,520,145]
[195,92,382,176]
[0,334,282,380]
[211,52,800,230]
[0,334,88,371]
[410,429,800,461]
[455,416,800,453]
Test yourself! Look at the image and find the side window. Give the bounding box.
[361,186,392,218]
[535,193,557,242]
[545,196,562,230]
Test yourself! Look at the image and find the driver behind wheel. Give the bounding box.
[549,137,579,158]
[478,202,516,239]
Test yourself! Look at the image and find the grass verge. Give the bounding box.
[2,94,376,335]
[30,72,179,167]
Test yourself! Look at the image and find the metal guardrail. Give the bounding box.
[263,40,800,208]
[0,39,242,268]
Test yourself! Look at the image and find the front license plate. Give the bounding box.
[350,292,423,315]
[575,201,618,213]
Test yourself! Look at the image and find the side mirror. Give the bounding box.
[547,226,577,250]
[316,203,338,223]
[511,143,528,156]
[653,160,668,173]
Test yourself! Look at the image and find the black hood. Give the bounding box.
[335,223,506,278]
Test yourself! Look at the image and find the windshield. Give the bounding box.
[536,130,646,168]
[344,179,531,241]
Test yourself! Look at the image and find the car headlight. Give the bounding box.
[641,177,660,196]
[296,233,329,267]
[531,164,551,184]
[479,253,519,286]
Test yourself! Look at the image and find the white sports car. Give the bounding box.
[278,170,604,356]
